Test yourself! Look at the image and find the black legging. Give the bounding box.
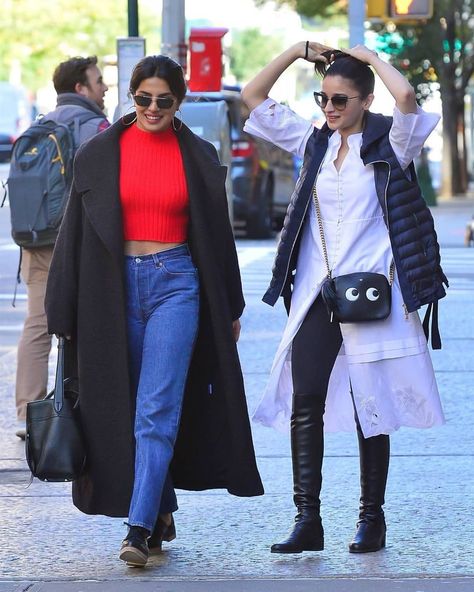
[291,295,343,399]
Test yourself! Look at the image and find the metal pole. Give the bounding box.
[349,0,365,47]
[161,0,186,67]
[128,0,139,37]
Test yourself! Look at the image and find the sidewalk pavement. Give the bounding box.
[0,197,474,591]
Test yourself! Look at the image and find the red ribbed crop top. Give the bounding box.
[119,124,189,242]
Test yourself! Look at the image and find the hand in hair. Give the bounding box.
[342,45,379,66]
[343,45,417,114]
[304,41,336,65]
[242,41,334,112]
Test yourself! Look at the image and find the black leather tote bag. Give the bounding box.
[26,337,86,481]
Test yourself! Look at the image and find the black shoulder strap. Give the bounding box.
[422,300,441,350]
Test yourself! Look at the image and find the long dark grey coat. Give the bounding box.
[45,114,264,517]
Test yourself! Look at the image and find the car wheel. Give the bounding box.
[246,177,273,239]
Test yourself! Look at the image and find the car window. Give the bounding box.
[184,92,246,142]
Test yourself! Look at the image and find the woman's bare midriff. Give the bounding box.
[124,240,184,256]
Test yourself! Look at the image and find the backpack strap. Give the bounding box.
[422,300,441,350]
[1,180,7,207]
[72,111,103,148]
[42,111,102,149]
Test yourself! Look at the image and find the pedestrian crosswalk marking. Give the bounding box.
[237,245,276,269]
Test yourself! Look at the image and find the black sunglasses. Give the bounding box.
[313,92,361,111]
[132,95,175,109]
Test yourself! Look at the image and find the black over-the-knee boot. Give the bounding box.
[349,423,390,553]
[271,393,325,553]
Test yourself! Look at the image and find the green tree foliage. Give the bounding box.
[254,0,346,18]
[383,0,474,196]
[0,0,161,91]
[255,0,473,197]
[229,28,283,83]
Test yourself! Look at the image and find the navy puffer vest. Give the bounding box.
[263,111,448,345]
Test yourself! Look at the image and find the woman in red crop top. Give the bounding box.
[45,56,263,568]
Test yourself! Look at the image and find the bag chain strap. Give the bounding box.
[312,184,332,280]
[311,183,395,285]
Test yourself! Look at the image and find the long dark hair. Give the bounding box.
[315,50,375,99]
[129,55,187,103]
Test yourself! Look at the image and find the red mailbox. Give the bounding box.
[188,27,228,92]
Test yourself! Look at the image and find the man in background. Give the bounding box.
[15,56,109,439]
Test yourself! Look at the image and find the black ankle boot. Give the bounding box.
[349,513,386,553]
[349,427,390,553]
[271,393,325,554]
[148,514,176,554]
[271,512,324,553]
[119,524,150,567]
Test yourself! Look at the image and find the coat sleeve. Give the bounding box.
[223,207,245,321]
[45,179,83,337]
[195,137,245,321]
[215,167,245,321]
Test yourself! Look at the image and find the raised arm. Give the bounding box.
[242,41,333,111]
[343,45,417,114]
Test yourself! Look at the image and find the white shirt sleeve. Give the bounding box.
[243,97,314,159]
[389,105,440,170]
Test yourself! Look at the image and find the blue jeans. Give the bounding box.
[124,244,200,532]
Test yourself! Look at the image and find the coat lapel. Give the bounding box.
[176,123,228,241]
[74,121,125,268]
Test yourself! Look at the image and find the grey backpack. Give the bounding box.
[5,112,96,248]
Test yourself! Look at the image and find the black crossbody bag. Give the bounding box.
[312,184,393,323]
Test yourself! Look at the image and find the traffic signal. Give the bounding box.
[367,0,386,19]
[366,0,433,21]
[389,0,433,19]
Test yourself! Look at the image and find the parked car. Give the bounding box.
[178,100,233,225]
[0,82,32,162]
[183,88,295,238]
[0,132,15,163]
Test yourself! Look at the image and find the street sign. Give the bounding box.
[116,37,146,118]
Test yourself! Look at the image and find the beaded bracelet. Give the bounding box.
[305,40,309,60]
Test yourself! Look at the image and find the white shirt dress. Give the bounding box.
[244,99,445,438]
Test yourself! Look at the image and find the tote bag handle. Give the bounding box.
[53,337,65,413]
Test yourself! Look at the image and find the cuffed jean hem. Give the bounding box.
[127,521,151,533]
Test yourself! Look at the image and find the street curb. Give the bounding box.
[1,577,474,592]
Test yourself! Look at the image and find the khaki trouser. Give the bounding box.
[15,246,54,420]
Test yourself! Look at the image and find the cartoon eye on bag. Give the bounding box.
[326,272,392,323]
[345,288,360,301]
[366,287,380,301]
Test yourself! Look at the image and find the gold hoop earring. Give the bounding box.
[172,109,183,132]
[122,113,137,126]
[121,101,137,126]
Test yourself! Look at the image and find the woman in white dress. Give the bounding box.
[242,42,447,555]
